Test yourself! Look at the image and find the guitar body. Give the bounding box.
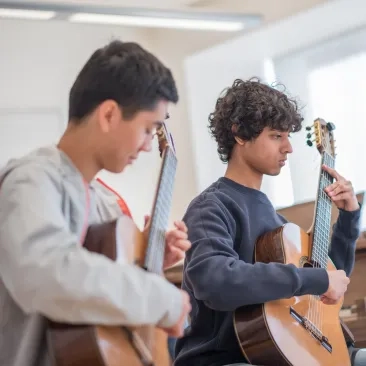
[47,215,171,366]
[234,223,350,366]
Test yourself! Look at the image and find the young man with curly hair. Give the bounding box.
[174,78,366,366]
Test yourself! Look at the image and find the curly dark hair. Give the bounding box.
[208,77,304,163]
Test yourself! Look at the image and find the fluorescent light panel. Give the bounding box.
[69,13,244,32]
[0,7,55,20]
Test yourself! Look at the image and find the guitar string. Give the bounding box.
[150,156,172,273]
[308,152,333,336]
[315,156,332,335]
[306,154,319,332]
[320,153,333,334]
[145,147,177,274]
[148,150,174,273]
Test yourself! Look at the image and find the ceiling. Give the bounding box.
[8,0,332,22]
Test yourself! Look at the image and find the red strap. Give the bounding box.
[80,179,91,245]
[96,178,132,218]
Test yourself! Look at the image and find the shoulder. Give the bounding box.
[187,178,248,217]
[0,157,62,197]
[184,186,237,233]
[187,185,230,212]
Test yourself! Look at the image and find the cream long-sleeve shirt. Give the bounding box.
[0,146,182,366]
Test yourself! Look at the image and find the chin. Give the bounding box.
[117,166,126,173]
[267,169,281,176]
[106,165,126,174]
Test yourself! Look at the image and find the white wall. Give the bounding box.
[184,0,366,207]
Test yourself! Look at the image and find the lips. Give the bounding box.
[279,159,287,166]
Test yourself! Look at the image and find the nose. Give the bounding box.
[140,136,153,152]
[282,136,293,154]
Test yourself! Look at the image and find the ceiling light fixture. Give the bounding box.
[69,13,244,32]
[0,7,55,20]
[0,1,262,31]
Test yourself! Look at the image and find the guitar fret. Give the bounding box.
[145,147,177,274]
[311,151,334,268]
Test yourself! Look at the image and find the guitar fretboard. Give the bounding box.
[144,146,177,274]
[311,152,335,268]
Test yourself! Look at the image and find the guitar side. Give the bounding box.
[47,216,171,366]
[233,223,350,366]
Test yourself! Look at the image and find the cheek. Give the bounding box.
[128,129,150,153]
[250,146,276,169]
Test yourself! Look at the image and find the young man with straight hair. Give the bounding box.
[174,78,366,366]
[0,40,191,366]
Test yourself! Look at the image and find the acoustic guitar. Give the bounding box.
[234,118,352,366]
[47,122,177,366]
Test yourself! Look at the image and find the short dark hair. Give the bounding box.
[208,78,304,163]
[68,40,178,122]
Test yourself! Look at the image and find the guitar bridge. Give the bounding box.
[290,307,332,353]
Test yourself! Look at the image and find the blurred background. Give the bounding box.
[1,0,366,346]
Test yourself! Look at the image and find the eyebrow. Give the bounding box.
[154,121,163,127]
[154,112,169,126]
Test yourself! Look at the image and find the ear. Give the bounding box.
[231,124,245,145]
[234,136,245,145]
[97,100,120,133]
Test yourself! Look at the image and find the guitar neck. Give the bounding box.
[144,146,177,274]
[310,151,335,267]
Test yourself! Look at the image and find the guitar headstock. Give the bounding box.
[156,120,176,158]
[306,118,336,157]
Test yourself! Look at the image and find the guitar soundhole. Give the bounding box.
[299,256,311,267]
[300,256,321,269]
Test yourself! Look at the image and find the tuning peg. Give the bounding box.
[306,132,314,139]
[305,126,312,131]
[306,139,314,147]
[326,122,335,131]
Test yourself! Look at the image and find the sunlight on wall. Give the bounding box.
[308,52,366,228]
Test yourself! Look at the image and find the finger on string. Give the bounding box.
[326,184,348,197]
[166,230,188,242]
[174,220,188,233]
[166,236,190,253]
[322,164,342,180]
[331,192,348,201]
[144,215,151,227]
[324,181,340,195]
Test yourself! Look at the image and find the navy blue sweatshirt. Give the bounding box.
[174,177,361,366]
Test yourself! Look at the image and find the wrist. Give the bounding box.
[344,199,360,212]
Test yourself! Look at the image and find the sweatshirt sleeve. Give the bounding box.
[0,165,182,328]
[328,205,361,276]
[184,197,329,312]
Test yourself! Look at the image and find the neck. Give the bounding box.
[57,123,101,182]
[224,157,263,190]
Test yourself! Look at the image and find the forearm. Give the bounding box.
[187,257,329,311]
[329,207,361,275]
[1,244,182,328]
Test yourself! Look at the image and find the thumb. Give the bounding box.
[144,215,150,227]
